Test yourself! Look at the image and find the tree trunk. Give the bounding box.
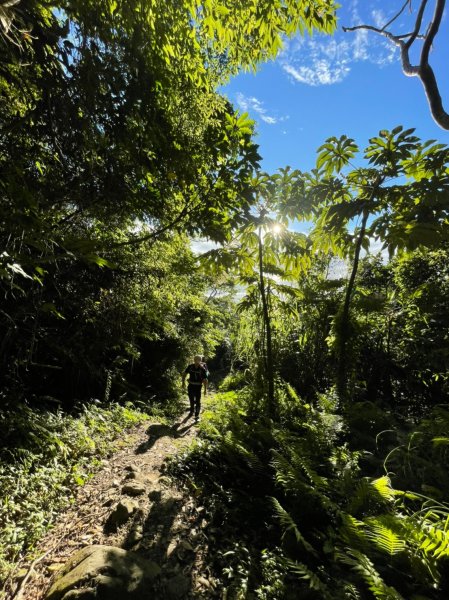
[258,228,275,418]
[337,209,369,400]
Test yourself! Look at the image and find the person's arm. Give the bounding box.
[202,368,208,395]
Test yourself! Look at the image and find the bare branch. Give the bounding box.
[405,0,429,49]
[343,0,449,130]
[107,199,201,249]
[421,0,444,62]
[342,24,401,46]
[382,0,411,31]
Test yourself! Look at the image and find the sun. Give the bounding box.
[272,223,283,234]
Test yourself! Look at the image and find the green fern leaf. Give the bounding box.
[271,497,317,556]
[419,523,449,558]
[371,476,395,502]
[337,550,404,600]
[339,512,370,550]
[283,558,332,598]
[365,520,407,556]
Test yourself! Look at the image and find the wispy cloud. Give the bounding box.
[235,92,288,125]
[371,8,386,29]
[191,239,219,255]
[283,56,350,86]
[280,1,397,87]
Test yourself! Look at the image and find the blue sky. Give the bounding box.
[223,0,449,174]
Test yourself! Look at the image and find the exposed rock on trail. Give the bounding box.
[45,545,161,600]
[10,412,218,600]
[105,499,139,532]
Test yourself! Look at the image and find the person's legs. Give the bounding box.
[187,385,195,416]
[194,386,201,419]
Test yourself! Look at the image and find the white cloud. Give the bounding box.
[191,239,219,255]
[235,92,288,125]
[280,2,397,87]
[353,29,369,60]
[371,8,386,29]
[283,61,350,86]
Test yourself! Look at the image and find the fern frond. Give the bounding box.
[347,479,375,514]
[337,550,404,600]
[285,383,301,403]
[283,558,332,598]
[225,434,266,475]
[219,433,266,478]
[364,520,407,556]
[371,476,395,502]
[271,449,310,493]
[270,497,317,556]
[347,476,394,514]
[339,512,370,551]
[419,522,449,558]
[341,583,363,600]
[290,448,328,489]
[271,447,332,510]
[432,436,449,446]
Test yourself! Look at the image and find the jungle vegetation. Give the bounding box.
[1,1,449,598]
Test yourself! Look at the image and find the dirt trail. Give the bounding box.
[10,408,219,600]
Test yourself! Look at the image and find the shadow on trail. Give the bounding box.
[122,490,202,598]
[134,416,196,454]
[124,414,205,598]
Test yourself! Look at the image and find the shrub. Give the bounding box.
[0,401,147,582]
[171,387,449,599]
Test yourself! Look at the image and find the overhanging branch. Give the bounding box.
[343,0,449,130]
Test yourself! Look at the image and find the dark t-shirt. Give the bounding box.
[184,364,207,385]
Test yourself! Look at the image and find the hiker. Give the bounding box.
[182,355,208,422]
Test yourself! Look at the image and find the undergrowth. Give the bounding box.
[0,400,149,586]
[170,388,449,599]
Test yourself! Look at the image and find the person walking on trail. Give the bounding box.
[182,355,208,422]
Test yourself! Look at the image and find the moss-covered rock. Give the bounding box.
[45,545,160,600]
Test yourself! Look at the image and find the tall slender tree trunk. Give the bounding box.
[337,173,383,401]
[337,209,369,400]
[258,227,275,417]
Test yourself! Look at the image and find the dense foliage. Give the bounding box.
[0,0,336,405]
[2,2,449,599]
[0,0,338,592]
[173,389,449,598]
[172,130,449,598]
[0,400,148,584]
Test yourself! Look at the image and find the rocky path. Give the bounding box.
[10,409,219,600]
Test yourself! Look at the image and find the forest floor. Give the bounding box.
[10,398,220,600]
